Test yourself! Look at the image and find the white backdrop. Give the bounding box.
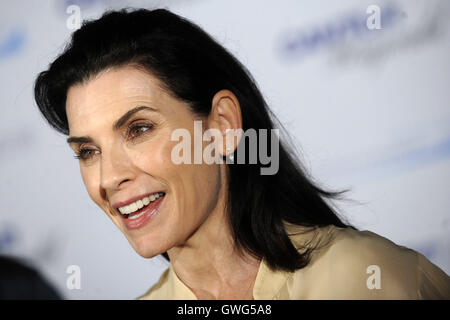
[1,0,449,299]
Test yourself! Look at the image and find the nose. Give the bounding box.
[100,143,134,193]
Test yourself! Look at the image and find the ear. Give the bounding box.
[206,89,243,156]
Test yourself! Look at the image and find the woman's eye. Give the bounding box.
[128,123,153,139]
[74,148,99,161]
[73,123,153,161]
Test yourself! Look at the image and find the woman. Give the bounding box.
[34,8,449,299]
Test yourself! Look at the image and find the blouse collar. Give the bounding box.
[167,255,293,300]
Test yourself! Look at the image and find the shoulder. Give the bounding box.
[325,227,420,298]
[137,267,170,300]
[286,222,417,265]
[286,224,448,299]
[328,227,450,299]
[415,250,450,299]
[326,226,418,269]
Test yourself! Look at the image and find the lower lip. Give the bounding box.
[120,195,165,230]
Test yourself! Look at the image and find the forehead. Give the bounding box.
[66,66,166,128]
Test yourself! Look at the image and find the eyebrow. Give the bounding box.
[66,105,156,145]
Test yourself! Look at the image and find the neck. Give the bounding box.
[167,166,261,299]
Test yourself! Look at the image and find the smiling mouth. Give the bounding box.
[116,192,166,219]
[116,192,166,231]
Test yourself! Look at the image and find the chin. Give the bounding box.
[128,235,167,259]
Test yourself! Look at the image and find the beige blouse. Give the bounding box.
[138,223,450,299]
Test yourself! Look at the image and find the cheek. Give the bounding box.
[131,134,174,172]
[132,130,220,204]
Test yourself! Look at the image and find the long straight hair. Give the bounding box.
[34,8,357,272]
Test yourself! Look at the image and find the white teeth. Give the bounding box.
[128,210,146,220]
[116,192,164,216]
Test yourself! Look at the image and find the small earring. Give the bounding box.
[226,147,234,161]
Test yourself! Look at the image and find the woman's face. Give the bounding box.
[66,65,222,258]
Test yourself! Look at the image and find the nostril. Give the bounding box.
[118,178,132,188]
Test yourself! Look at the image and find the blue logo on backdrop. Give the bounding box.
[0,225,17,252]
[278,3,404,61]
[0,28,26,62]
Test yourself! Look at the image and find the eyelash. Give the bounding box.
[73,122,154,161]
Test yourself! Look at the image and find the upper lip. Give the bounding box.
[111,191,164,209]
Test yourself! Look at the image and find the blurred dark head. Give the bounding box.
[0,255,61,300]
